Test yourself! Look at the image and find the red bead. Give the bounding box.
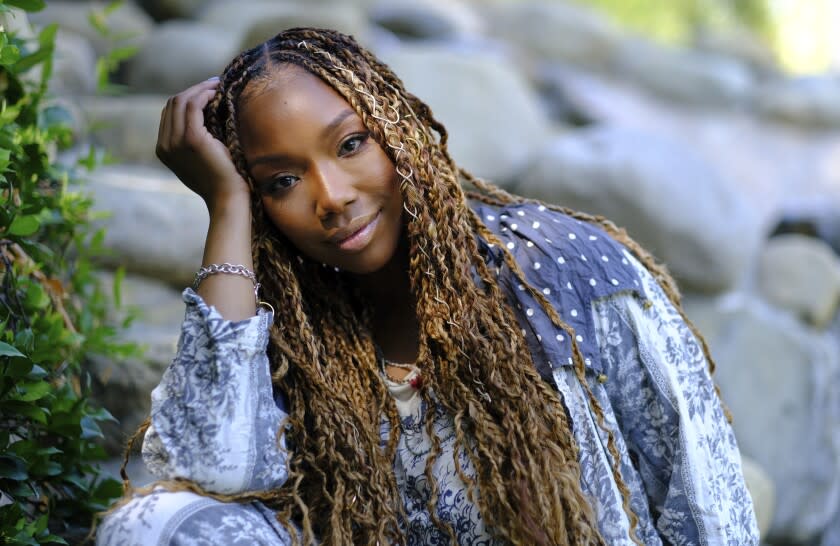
[409,374,423,390]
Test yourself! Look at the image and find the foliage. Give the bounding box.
[577,0,774,47]
[0,2,133,544]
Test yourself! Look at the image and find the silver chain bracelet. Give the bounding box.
[192,263,260,306]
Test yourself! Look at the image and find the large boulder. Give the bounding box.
[379,44,554,186]
[82,164,208,286]
[198,1,370,51]
[740,456,775,539]
[369,0,482,42]
[29,0,153,57]
[51,29,98,96]
[78,94,166,164]
[516,126,762,292]
[754,75,840,128]
[685,295,840,542]
[90,272,185,454]
[124,21,242,94]
[135,0,205,21]
[613,38,754,107]
[758,234,840,329]
[482,0,622,70]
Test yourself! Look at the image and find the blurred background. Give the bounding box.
[10,0,840,544]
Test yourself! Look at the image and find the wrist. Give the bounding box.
[205,188,252,220]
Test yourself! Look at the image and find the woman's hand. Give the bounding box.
[156,78,249,212]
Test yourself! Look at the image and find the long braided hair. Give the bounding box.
[130,27,722,545]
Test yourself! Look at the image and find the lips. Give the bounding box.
[327,211,380,250]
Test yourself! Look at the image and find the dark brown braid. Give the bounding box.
[118,27,726,545]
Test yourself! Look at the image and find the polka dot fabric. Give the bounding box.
[471,201,647,382]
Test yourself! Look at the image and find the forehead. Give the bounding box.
[237,65,359,156]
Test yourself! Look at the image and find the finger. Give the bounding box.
[184,88,220,142]
[157,97,173,158]
[169,81,219,148]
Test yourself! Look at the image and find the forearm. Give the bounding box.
[197,192,257,321]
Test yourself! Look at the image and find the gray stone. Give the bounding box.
[379,44,554,185]
[90,272,185,455]
[483,0,622,70]
[51,30,98,95]
[693,27,778,76]
[198,1,370,51]
[78,94,166,164]
[135,0,205,21]
[29,0,153,57]
[683,294,840,541]
[758,234,840,329]
[516,126,762,292]
[82,164,208,286]
[614,38,754,107]
[369,0,482,41]
[125,21,241,94]
[740,456,775,540]
[754,75,840,128]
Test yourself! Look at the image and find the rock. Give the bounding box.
[693,27,778,76]
[29,0,153,57]
[614,38,754,107]
[369,0,482,41]
[198,1,370,51]
[684,294,840,541]
[125,21,242,94]
[90,272,185,455]
[82,164,208,286]
[51,29,98,95]
[740,456,775,540]
[516,126,762,292]
[770,200,840,256]
[483,0,623,70]
[378,43,554,186]
[758,234,840,329]
[135,0,205,21]
[78,94,166,164]
[755,75,840,128]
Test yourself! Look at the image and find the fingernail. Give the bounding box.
[206,76,220,81]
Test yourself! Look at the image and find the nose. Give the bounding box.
[312,162,357,219]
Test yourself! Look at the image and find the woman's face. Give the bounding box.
[238,66,404,275]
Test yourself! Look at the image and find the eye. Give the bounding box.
[338,133,369,157]
[261,175,299,195]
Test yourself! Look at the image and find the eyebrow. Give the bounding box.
[248,108,356,168]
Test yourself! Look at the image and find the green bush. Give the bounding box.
[0,1,132,543]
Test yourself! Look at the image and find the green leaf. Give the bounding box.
[11,380,51,402]
[5,0,46,12]
[0,454,28,480]
[79,415,103,439]
[0,341,25,358]
[8,215,40,236]
[1,401,48,424]
[26,365,48,379]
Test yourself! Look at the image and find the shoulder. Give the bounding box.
[470,199,645,299]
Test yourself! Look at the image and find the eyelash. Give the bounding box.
[262,133,370,195]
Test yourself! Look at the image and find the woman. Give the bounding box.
[97,27,759,545]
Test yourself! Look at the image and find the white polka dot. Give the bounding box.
[548,360,553,367]
[589,235,598,241]
[518,284,525,291]
[526,308,534,317]
[576,335,583,342]
[555,334,564,342]
[557,256,566,264]
[601,255,609,262]
[501,227,508,232]
[542,287,551,295]
[532,221,540,229]
[538,205,546,211]
[553,218,560,223]
[568,233,577,240]
[486,214,495,221]
[568,357,573,364]
[585,358,591,365]
[517,210,525,217]
[622,258,628,265]
[521,329,527,336]
[570,309,578,317]
[589,279,597,287]
[526,241,534,247]
[534,262,541,270]
[487,243,495,248]
[536,334,542,341]
[510,223,518,231]
[611,279,619,286]
[500,214,509,220]
[566,282,572,289]
[580,255,588,262]
[506,241,515,249]
[545,238,552,244]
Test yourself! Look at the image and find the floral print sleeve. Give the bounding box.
[592,253,760,545]
[141,289,289,495]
